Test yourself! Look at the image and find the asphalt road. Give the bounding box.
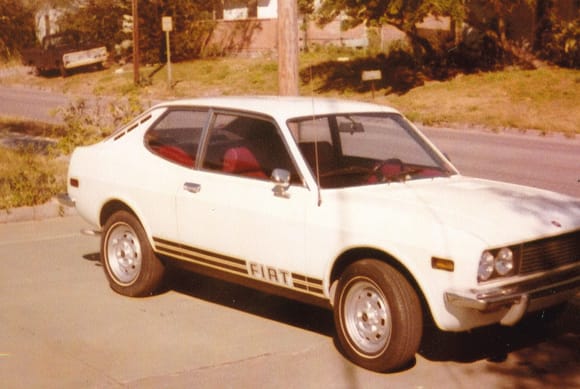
[422,127,580,198]
[0,85,579,387]
[0,85,68,124]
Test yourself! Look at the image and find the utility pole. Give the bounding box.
[277,0,299,96]
[132,0,140,85]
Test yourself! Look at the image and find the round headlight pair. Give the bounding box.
[478,248,514,281]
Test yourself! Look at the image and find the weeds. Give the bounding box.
[1,96,145,209]
[54,94,145,154]
[0,146,66,210]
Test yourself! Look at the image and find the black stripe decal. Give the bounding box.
[154,237,248,275]
[292,273,324,294]
[154,237,246,266]
[153,237,325,298]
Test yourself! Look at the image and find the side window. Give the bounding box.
[145,109,207,167]
[202,114,298,181]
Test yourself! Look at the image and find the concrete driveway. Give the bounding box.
[0,216,578,388]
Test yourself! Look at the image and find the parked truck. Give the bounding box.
[22,32,108,77]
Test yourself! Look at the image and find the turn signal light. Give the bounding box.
[432,257,454,272]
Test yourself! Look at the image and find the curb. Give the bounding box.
[0,197,77,224]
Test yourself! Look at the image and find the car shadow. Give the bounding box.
[166,269,336,337]
[83,252,102,266]
[166,268,579,367]
[419,300,579,385]
[83,253,579,374]
[420,301,579,363]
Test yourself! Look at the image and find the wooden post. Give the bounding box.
[132,0,140,85]
[277,0,299,96]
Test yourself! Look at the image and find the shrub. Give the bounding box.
[0,147,65,210]
[537,16,580,68]
[55,95,145,154]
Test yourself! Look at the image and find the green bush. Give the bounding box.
[0,96,145,210]
[538,17,580,69]
[0,147,65,210]
[54,95,145,154]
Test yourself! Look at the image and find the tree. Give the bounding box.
[315,0,465,59]
[58,0,130,48]
[158,0,215,61]
[466,0,537,45]
[0,0,36,60]
[56,0,215,64]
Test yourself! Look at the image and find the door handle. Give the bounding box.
[183,182,201,193]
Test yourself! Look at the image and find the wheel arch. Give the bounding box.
[100,199,139,228]
[99,198,160,248]
[328,247,431,317]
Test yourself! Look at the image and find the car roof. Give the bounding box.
[154,96,400,120]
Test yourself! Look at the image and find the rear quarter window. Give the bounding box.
[144,109,208,168]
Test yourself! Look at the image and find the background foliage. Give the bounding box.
[0,0,36,60]
[1,0,578,68]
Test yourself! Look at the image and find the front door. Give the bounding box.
[171,112,315,294]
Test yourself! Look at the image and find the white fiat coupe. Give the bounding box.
[61,96,580,372]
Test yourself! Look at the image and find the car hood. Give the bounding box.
[410,176,580,245]
[358,176,580,246]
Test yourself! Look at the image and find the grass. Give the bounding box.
[1,52,579,209]
[0,118,69,210]
[3,53,578,134]
[378,67,580,135]
[0,144,67,210]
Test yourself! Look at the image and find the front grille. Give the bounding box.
[519,230,580,274]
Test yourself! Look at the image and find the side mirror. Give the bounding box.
[271,168,291,198]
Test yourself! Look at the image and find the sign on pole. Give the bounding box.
[162,16,173,87]
[162,16,173,32]
[361,70,382,99]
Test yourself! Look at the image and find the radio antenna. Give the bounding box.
[310,65,322,207]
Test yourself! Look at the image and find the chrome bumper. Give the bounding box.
[57,193,100,237]
[57,193,75,208]
[445,264,580,325]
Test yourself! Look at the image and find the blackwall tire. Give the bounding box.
[101,210,165,297]
[334,259,423,372]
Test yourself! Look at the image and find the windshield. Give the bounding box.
[288,113,457,188]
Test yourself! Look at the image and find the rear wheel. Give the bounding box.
[334,259,423,372]
[101,210,165,297]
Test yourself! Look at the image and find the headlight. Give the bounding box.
[495,247,514,275]
[478,251,495,281]
[478,247,517,282]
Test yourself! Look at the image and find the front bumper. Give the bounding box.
[445,263,580,326]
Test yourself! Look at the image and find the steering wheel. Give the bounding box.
[368,158,405,183]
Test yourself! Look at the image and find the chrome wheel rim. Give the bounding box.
[343,279,392,355]
[106,222,142,285]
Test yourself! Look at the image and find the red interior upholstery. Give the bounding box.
[367,160,403,183]
[153,145,195,167]
[378,162,402,177]
[222,146,267,179]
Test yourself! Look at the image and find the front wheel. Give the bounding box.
[101,210,165,297]
[334,259,423,372]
